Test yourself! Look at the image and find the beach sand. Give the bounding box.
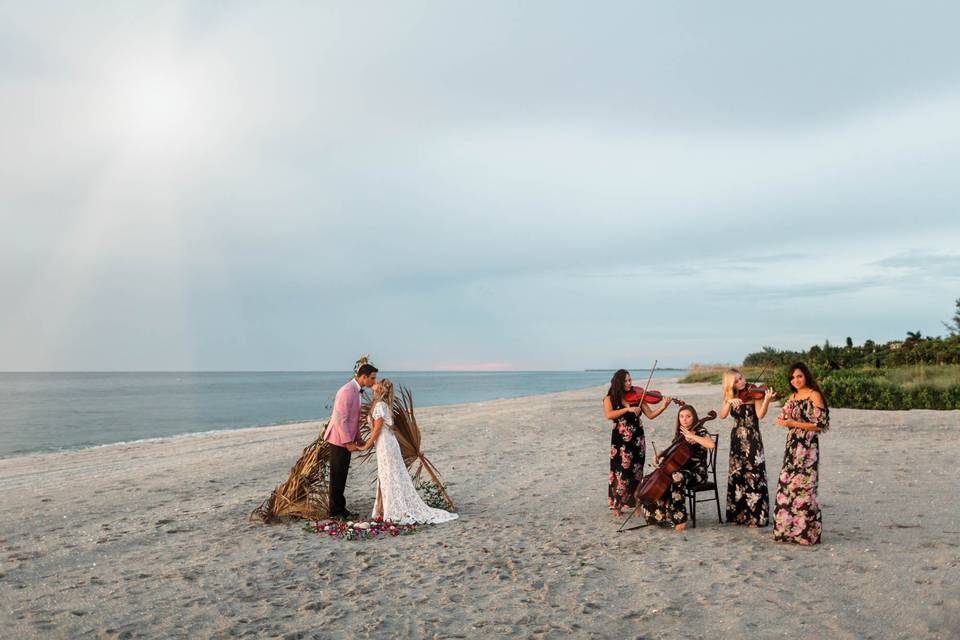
[1,378,958,639]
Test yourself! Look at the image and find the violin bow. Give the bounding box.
[750,364,769,386]
[747,363,780,399]
[616,360,658,533]
[637,359,658,410]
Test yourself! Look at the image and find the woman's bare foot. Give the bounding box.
[612,508,621,517]
[748,523,757,528]
[675,523,687,531]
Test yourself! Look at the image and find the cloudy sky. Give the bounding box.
[2,2,959,371]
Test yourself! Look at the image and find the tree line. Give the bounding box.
[741,298,960,410]
[743,298,960,369]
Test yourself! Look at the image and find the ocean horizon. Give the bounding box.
[0,369,681,459]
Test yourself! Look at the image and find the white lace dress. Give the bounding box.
[370,401,458,525]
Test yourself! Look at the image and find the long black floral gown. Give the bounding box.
[773,398,829,545]
[726,403,770,526]
[643,426,710,527]
[608,401,645,512]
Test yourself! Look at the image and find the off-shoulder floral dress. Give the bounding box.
[725,403,770,526]
[773,397,829,545]
[643,426,710,527]
[608,399,646,512]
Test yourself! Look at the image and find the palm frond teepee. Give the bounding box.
[251,385,453,523]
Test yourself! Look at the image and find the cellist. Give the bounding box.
[642,405,715,530]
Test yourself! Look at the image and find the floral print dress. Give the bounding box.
[608,401,645,512]
[773,397,829,545]
[643,426,710,527]
[725,403,770,526]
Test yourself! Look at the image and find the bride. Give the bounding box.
[356,378,458,525]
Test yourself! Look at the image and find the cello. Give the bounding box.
[634,410,717,508]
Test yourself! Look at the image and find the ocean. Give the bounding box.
[0,370,682,458]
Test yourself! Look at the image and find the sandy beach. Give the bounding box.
[1,377,958,639]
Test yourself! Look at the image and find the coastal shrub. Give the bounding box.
[769,366,793,400]
[817,375,960,410]
[912,386,934,408]
[946,386,960,407]
[681,360,960,409]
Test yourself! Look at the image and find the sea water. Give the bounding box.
[0,370,680,458]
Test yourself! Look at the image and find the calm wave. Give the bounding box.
[0,370,681,458]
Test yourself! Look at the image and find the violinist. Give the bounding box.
[720,369,776,527]
[642,405,715,530]
[603,369,673,517]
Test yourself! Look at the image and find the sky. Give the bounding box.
[1,2,959,371]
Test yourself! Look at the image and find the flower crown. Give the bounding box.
[354,354,371,374]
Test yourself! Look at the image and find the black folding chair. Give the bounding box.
[682,432,722,528]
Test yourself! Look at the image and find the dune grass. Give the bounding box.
[679,364,766,385]
[879,364,960,388]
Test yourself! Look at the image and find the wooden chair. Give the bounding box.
[682,432,722,528]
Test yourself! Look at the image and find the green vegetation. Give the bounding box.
[813,367,960,410]
[416,479,448,510]
[743,298,960,371]
[881,364,960,388]
[748,364,959,410]
[681,299,960,410]
[679,365,764,385]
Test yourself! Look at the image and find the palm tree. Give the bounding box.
[943,297,960,336]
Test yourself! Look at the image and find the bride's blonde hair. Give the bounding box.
[374,378,395,409]
[721,368,741,402]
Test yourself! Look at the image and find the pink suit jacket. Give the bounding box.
[323,379,362,446]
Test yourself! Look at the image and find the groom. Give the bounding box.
[324,362,378,519]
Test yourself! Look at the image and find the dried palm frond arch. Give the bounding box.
[251,385,453,523]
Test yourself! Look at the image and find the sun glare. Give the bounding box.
[124,74,191,137]
[108,54,212,155]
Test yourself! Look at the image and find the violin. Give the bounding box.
[624,387,685,407]
[736,383,777,402]
[635,410,717,508]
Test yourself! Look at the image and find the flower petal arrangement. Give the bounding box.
[302,516,419,541]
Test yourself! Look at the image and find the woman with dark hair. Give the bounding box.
[603,369,673,516]
[643,405,715,530]
[772,362,830,545]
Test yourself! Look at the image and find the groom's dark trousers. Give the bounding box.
[328,444,352,517]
